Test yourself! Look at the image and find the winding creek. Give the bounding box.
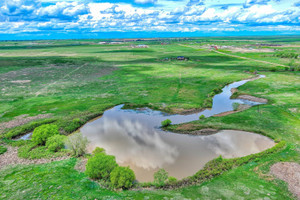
[80,75,275,182]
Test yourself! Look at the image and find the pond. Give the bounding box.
[80,75,274,182]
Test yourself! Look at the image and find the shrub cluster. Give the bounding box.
[161,119,172,127]
[46,135,66,152]
[65,132,88,157]
[92,147,105,155]
[32,124,59,145]
[86,153,117,180]
[15,124,70,158]
[199,115,205,120]
[154,169,169,185]
[86,148,136,189]
[4,119,56,139]
[60,118,85,134]
[232,102,240,111]
[110,166,135,189]
[167,176,177,184]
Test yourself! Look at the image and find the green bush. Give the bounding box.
[154,169,168,185]
[62,118,84,133]
[161,119,172,127]
[0,146,7,155]
[86,153,117,180]
[32,124,59,145]
[232,102,240,111]
[110,166,135,189]
[199,115,205,120]
[46,135,66,152]
[17,141,68,159]
[167,176,177,184]
[92,147,106,155]
[65,132,88,157]
[4,119,56,139]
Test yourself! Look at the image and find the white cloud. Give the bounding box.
[0,0,299,35]
[134,0,157,4]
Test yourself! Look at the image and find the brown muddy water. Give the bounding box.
[80,75,275,182]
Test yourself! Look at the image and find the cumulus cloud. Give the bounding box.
[244,0,271,8]
[0,0,299,36]
[37,2,89,21]
[187,0,205,6]
[134,0,157,4]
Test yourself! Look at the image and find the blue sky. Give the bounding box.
[0,0,299,40]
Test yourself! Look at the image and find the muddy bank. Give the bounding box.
[186,128,218,136]
[237,95,268,103]
[270,162,300,199]
[214,104,251,117]
[0,146,69,170]
[124,103,206,115]
[0,114,52,133]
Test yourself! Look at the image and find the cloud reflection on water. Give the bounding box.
[82,117,179,169]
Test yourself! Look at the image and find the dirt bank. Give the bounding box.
[172,124,218,135]
[214,104,251,117]
[0,146,69,170]
[237,95,268,103]
[0,114,52,133]
[270,162,300,199]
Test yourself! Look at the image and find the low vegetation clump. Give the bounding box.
[167,176,177,184]
[154,169,169,185]
[46,134,66,152]
[60,118,85,134]
[0,145,7,155]
[65,132,88,157]
[110,166,135,189]
[161,119,172,127]
[32,124,59,145]
[232,102,240,111]
[3,119,57,139]
[92,147,106,155]
[17,141,68,159]
[199,115,205,120]
[275,52,298,59]
[86,152,117,180]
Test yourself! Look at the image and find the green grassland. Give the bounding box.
[0,36,299,199]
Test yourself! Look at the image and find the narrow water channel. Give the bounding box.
[79,75,274,182]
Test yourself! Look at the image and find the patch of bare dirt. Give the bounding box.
[169,107,205,115]
[214,111,237,117]
[175,124,218,135]
[0,114,52,132]
[189,128,218,136]
[231,88,238,94]
[270,162,300,199]
[10,80,31,83]
[176,123,199,131]
[0,146,69,170]
[289,108,299,113]
[225,47,275,53]
[74,158,87,172]
[237,95,268,103]
[214,104,251,117]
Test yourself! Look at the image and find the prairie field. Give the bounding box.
[0,36,299,199]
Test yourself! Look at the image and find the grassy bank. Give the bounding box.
[0,142,297,199]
